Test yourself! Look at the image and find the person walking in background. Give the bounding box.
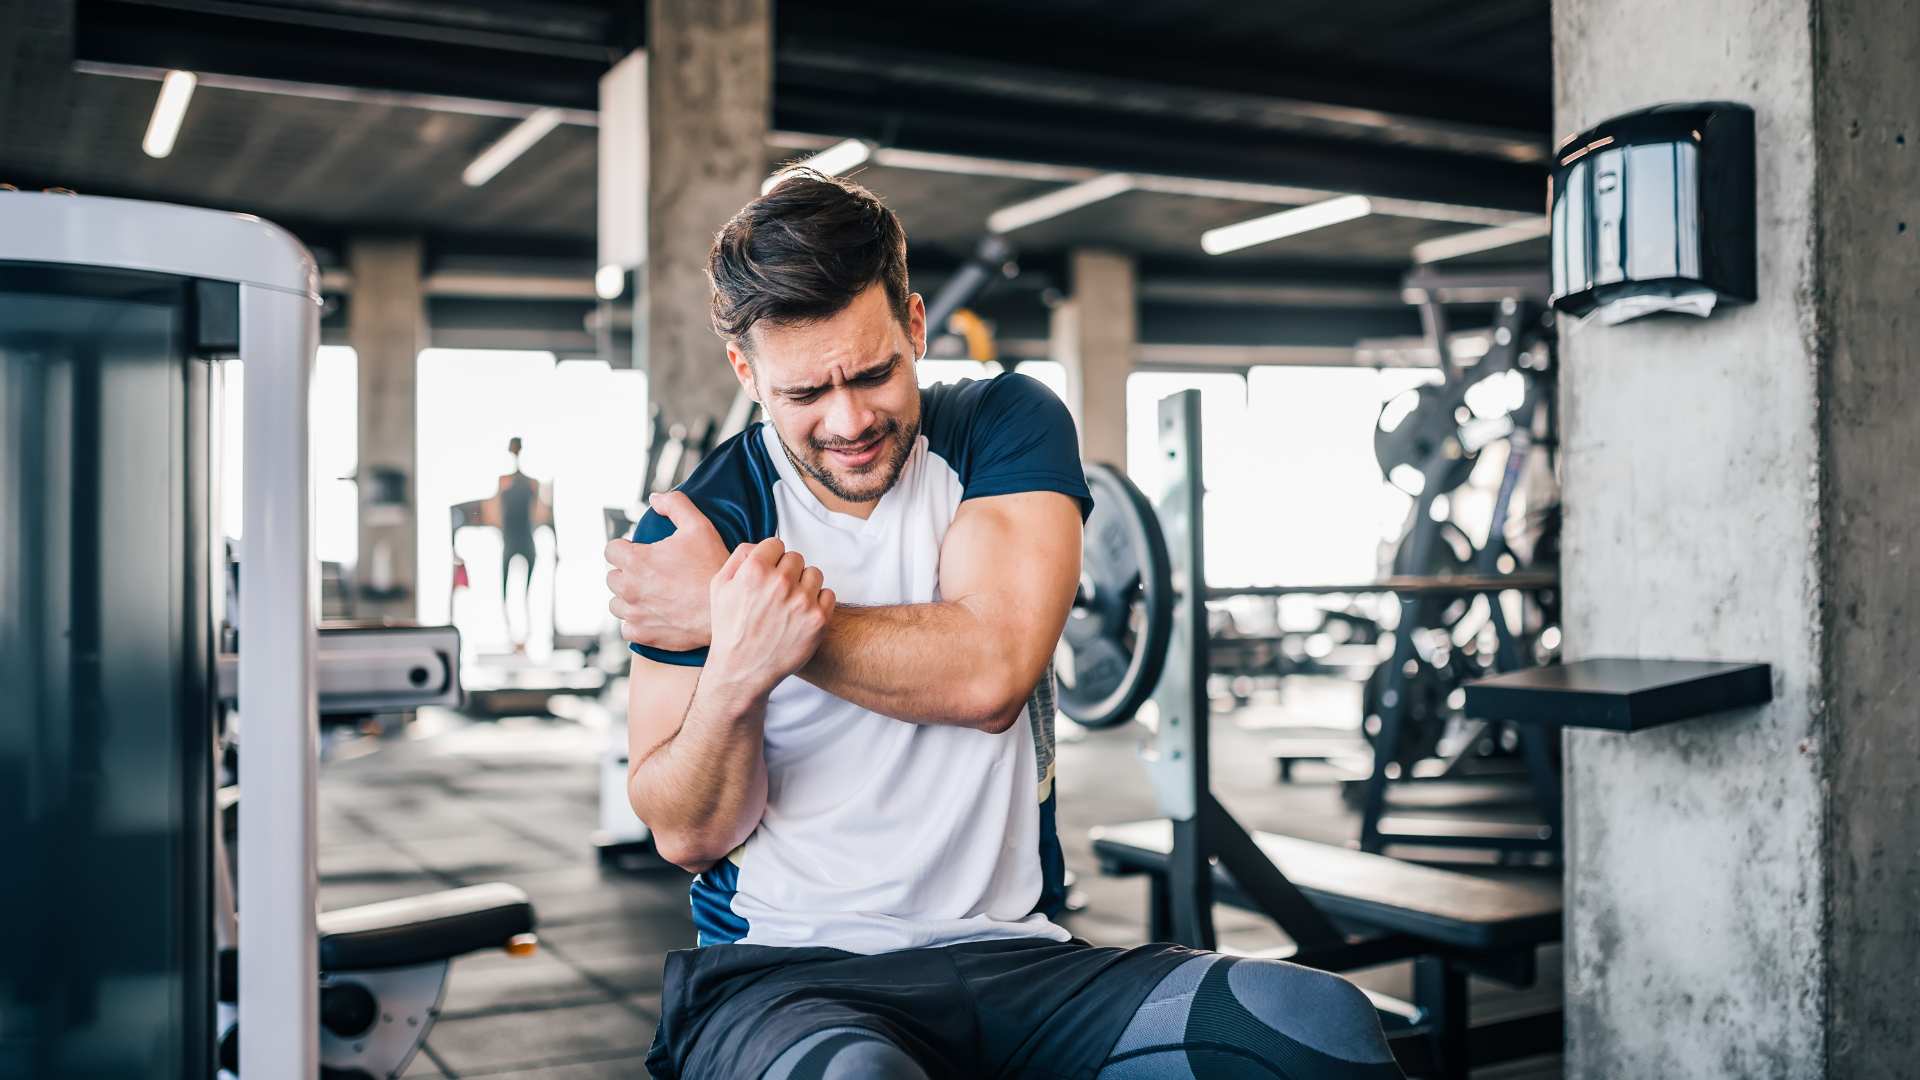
[495,436,550,653]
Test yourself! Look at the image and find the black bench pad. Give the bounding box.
[319,882,535,972]
[1090,819,1560,952]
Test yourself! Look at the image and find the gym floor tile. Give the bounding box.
[318,836,438,877]
[461,1054,656,1078]
[392,832,581,880]
[437,943,614,1019]
[503,865,691,930]
[419,1000,655,1076]
[536,918,698,994]
[320,874,458,913]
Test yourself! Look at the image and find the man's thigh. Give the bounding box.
[658,945,976,1080]
[761,1027,932,1080]
[1087,954,1403,1079]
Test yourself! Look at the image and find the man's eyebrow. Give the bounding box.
[773,354,901,397]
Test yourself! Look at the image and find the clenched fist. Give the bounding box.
[705,538,836,699]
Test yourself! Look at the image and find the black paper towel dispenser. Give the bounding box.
[1549,102,1755,321]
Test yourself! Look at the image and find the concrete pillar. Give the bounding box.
[1555,1,1920,1075]
[1051,250,1134,467]
[599,0,770,428]
[348,236,425,620]
[1812,2,1920,1073]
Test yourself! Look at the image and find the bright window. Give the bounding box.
[416,349,647,655]
[1125,366,1443,590]
[916,357,1068,402]
[219,345,359,566]
[1240,366,1443,587]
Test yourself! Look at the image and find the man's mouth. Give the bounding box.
[819,431,887,468]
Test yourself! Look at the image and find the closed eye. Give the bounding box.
[780,358,896,403]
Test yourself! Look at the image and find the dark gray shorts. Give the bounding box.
[645,937,1200,1080]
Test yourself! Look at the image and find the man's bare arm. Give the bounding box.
[625,659,767,872]
[798,490,1081,731]
[607,489,1081,730]
[624,540,835,871]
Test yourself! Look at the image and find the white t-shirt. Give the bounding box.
[630,374,1090,954]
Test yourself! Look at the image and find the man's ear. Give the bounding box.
[906,293,928,361]
[724,340,757,401]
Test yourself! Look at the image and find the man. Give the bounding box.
[605,172,1399,1080]
[492,436,548,653]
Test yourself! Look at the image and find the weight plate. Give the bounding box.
[1392,518,1478,632]
[1374,385,1477,496]
[1362,653,1455,768]
[1056,463,1173,729]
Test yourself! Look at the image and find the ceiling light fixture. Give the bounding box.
[1200,194,1374,255]
[462,108,564,187]
[142,70,198,159]
[986,173,1135,235]
[594,264,625,301]
[762,138,873,194]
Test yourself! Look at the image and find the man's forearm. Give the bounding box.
[800,602,1035,730]
[629,676,768,868]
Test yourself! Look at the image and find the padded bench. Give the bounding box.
[318,882,536,972]
[1090,819,1560,953]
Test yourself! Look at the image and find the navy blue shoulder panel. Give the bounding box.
[626,424,781,666]
[920,373,1092,520]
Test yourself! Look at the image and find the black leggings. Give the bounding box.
[500,543,536,598]
[759,955,1401,1079]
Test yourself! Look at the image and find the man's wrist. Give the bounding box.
[697,658,775,715]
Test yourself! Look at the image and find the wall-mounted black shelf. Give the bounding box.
[1464,658,1773,732]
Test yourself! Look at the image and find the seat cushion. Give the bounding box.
[319,882,535,971]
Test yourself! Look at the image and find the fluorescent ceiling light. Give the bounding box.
[462,108,564,187]
[594,263,625,300]
[142,70,197,158]
[987,173,1135,235]
[1200,194,1374,255]
[762,139,873,194]
[1411,217,1553,264]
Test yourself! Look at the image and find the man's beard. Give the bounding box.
[780,416,918,504]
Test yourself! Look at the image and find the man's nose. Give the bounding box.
[822,388,877,442]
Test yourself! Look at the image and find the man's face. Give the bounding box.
[730,283,926,508]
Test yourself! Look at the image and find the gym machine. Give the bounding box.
[1349,272,1563,856]
[1076,392,1563,1080]
[1059,273,1563,859]
[1,192,535,1078]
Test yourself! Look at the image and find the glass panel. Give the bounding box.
[217,344,358,564]
[0,264,212,1078]
[1626,142,1681,280]
[1593,147,1626,285]
[1675,142,1702,279]
[1563,160,1590,293]
[416,348,560,653]
[1238,365,1442,589]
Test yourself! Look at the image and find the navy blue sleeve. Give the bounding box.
[625,427,782,666]
[925,373,1093,521]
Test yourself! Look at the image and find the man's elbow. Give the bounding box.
[651,834,718,875]
[962,678,1032,734]
[644,822,729,873]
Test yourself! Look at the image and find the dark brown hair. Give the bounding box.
[708,169,910,347]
